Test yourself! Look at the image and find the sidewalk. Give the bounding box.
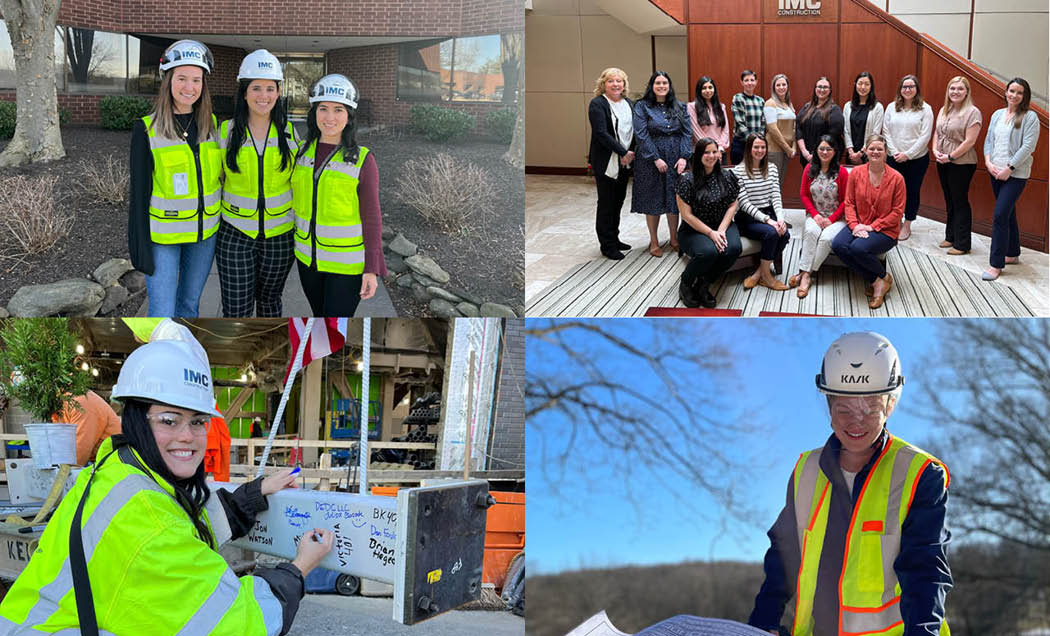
[141,261,399,317]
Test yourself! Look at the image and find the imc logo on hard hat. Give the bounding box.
[326,86,345,96]
[184,368,210,388]
[182,49,203,60]
[259,61,274,69]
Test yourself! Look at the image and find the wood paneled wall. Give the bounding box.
[682,0,1048,251]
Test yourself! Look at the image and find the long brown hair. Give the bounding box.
[742,133,769,179]
[149,67,215,141]
[800,76,832,125]
[894,74,924,112]
[1005,77,1032,129]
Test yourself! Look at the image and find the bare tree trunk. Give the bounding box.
[0,0,66,167]
[502,52,524,169]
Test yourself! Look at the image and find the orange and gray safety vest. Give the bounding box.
[142,113,222,244]
[218,119,297,239]
[791,435,950,636]
[290,142,369,275]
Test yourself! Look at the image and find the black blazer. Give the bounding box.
[588,95,635,174]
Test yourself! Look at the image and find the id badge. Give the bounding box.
[172,172,189,196]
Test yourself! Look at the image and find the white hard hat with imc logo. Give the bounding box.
[238,49,283,82]
[309,74,358,109]
[112,326,220,416]
[815,332,904,397]
[160,39,214,74]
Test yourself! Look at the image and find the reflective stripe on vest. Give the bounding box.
[218,119,296,239]
[290,143,369,275]
[790,436,950,636]
[143,113,222,244]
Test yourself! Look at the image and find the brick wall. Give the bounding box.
[327,43,510,131]
[488,319,524,471]
[0,93,106,124]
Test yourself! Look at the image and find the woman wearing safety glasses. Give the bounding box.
[128,40,222,317]
[216,49,299,317]
[748,332,952,636]
[291,74,387,317]
[0,322,334,635]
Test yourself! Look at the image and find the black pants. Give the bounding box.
[735,207,790,261]
[594,170,630,251]
[936,162,976,252]
[679,224,742,286]
[730,137,746,165]
[215,220,296,317]
[297,260,363,317]
[887,155,929,221]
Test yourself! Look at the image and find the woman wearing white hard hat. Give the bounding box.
[216,49,299,317]
[748,332,952,636]
[0,324,334,634]
[291,73,387,316]
[128,39,223,318]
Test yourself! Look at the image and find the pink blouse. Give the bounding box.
[687,101,730,152]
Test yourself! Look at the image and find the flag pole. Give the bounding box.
[257,318,314,478]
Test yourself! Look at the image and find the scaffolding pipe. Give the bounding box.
[359,318,371,494]
[257,318,314,478]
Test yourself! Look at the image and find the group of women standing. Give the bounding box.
[129,40,386,318]
[588,65,1040,307]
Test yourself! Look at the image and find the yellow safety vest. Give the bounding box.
[218,119,297,239]
[791,435,950,636]
[291,142,369,275]
[0,437,282,635]
[143,113,222,244]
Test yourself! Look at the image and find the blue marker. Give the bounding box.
[290,467,301,476]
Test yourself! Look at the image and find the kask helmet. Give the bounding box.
[238,49,283,82]
[309,74,358,109]
[160,40,214,74]
[112,322,220,416]
[815,332,904,396]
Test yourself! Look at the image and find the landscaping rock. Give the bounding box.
[456,302,479,317]
[8,279,105,317]
[120,270,146,294]
[98,285,129,316]
[427,287,462,303]
[429,298,461,318]
[411,283,431,303]
[404,255,450,285]
[395,274,416,288]
[446,286,484,306]
[0,307,8,318]
[414,274,440,288]
[386,252,407,274]
[479,302,518,318]
[389,234,417,257]
[381,227,396,241]
[92,258,134,288]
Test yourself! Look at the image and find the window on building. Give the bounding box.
[397,32,522,103]
[62,27,129,93]
[0,21,66,91]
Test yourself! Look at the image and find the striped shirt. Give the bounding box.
[732,92,766,139]
[732,162,782,222]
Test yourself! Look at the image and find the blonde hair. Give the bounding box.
[594,67,629,97]
[939,76,973,118]
[149,67,215,141]
[769,73,792,110]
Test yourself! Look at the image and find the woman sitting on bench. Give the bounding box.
[831,134,905,309]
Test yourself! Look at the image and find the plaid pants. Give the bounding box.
[215,219,295,317]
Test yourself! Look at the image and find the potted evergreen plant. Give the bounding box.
[0,319,92,467]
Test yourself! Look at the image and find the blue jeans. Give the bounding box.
[145,235,217,317]
[989,176,1026,269]
[831,227,896,284]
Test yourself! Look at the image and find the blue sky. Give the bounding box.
[526,318,956,575]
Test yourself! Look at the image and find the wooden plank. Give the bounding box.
[230,440,435,450]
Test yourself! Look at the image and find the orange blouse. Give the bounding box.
[843,164,905,240]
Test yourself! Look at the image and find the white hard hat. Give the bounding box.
[309,74,358,109]
[815,332,904,397]
[112,329,220,416]
[160,39,214,74]
[238,49,283,82]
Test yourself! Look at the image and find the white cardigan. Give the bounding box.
[842,100,885,153]
[882,102,934,160]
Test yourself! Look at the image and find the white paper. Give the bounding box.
[172,172,189,196]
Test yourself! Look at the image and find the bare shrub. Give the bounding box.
[395,153,494,236]
[78,154,128,205]
[0,174,73,256]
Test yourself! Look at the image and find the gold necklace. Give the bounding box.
[174,114,191,140]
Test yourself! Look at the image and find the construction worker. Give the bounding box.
[748,332,952,636]
[0,324,333,634]
[217,49,299,317]
[54,390,122,466]
[128,39,222,318]
[291,74,387,316]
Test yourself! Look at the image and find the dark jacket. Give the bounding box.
[749,431,952,636]
[588,95,635,174]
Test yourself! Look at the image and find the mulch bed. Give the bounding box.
[0,125,524,316]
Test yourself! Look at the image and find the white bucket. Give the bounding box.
[24,422,77,468]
